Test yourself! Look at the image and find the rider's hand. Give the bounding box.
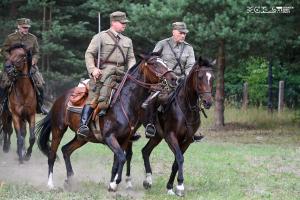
[5,64,15,77]
[92,68,102,81]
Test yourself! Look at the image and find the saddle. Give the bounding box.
[69,80,89,107]
[67,79,118,139]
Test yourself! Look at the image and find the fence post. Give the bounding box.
[278,80,284,113]
[242,82,248,110]
[268,60,273,113]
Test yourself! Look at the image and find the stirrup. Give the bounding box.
[77,125,90,138]
[145,123,156,138]
[193,134,204,142]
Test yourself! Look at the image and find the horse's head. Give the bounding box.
[7,44,31,73]
[189,56,214,109]
[138,52,177,88]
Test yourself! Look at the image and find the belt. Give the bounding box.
[103,61,125,67]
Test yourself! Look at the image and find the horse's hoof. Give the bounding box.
[108,182,118,192]
[167,189,175,195]
[143,180,152,189]
[3,145,10,153]
[24,154,31,161]
[47,183,55,190]
[175,185,185,197]
[64,179,72,191]
[125,177,133,189]
[19,159,24,165]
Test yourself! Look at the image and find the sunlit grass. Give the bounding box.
[201,106,299,130]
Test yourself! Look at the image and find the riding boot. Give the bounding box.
[193,133,205,142]
[144,106,156,138]
[77,105,94,138]
[36,87,48,115]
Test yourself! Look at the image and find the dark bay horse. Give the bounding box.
[1,44,37,163]
[36,54,177,190]
[126,57,214,196]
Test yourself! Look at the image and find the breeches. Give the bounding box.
[86,65,124,106]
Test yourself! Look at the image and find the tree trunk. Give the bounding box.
[214,39,225,127]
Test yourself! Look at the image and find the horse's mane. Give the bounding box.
[163,57,211,111]
[8,43,27,53]
[8,43,32,68]
[128,60,142,74]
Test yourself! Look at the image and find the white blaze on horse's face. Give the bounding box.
[206,72,212,86]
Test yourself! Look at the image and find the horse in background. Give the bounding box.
[36,53,177,191]
[1,44,37,164]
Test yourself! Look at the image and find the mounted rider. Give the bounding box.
[140,22,204,142]
[77,11,136,138]
[0,18,47,114]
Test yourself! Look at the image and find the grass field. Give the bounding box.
[0,107,299,200]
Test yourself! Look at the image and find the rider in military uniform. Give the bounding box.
[1,18,47,114]
[77,11,136,138]
[141,22,203,142]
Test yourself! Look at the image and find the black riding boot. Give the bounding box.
[77,105,94,138]
[142,93,158,138]
[36,88,48,115]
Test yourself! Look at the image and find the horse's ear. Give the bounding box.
[198,56,203,63]
[138,53,146,60]
[27,50,32,67]
[211,59,217,66]
[198,56,205,67]
[151,48,163,57]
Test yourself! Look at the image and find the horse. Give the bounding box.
[1,44,37,164]
[125,57,214,196]
[36,53,177,191]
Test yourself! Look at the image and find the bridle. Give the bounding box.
[181,65,213,113]
[111,55,176,135]
[9,49,30,78]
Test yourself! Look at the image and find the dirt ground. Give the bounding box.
[0,142,146,199]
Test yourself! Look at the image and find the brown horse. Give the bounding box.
[1,44,37,164]
[124,57,214,196]
[36,53,177,190]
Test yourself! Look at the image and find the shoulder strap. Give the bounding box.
[166,40,186,75]
[106,31,127,65]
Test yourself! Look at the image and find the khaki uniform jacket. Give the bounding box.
[2,31,40,63]
[85,28,136,78]
[153,37,195,76]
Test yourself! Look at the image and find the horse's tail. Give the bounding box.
[36,110,52,157]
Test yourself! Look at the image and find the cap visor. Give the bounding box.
[120,19,130,23]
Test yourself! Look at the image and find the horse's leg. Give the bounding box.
[110,153,118,182]
[20,120,27,156]
[105,134,126,192]
[47,127,67,189]
[11,114,25,164]
[125,142,133,189]
[2,114,12,153]
[165,134,191,197]
[61,135,87,185]
[110,141,133,190]
[141,136,162,189]
[24,115,36,161]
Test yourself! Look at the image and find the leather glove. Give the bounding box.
[4,64,15,77]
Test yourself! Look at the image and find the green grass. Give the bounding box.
[0,107,299,199]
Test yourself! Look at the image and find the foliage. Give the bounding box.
[0,0,299,108]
